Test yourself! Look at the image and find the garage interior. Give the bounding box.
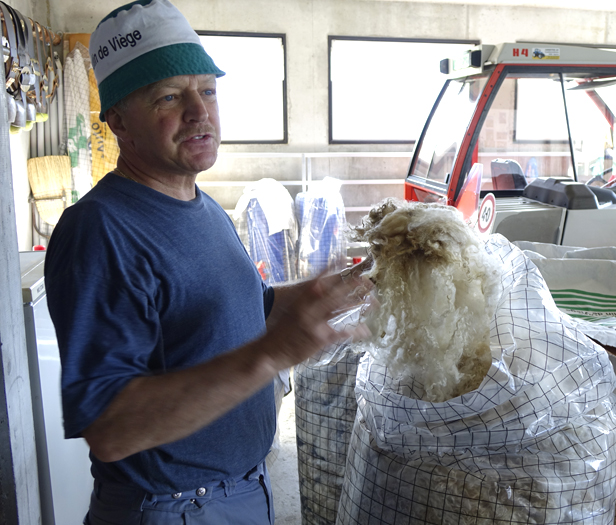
[2,0,616,524]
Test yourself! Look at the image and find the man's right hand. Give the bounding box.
[263,272,373,370]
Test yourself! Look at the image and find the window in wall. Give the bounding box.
[329,37,478,144]
[198,32,287,143]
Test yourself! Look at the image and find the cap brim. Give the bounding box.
[98,42,225,121]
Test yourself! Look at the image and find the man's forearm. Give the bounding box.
[83,338,278,463]
[92,279,316,461]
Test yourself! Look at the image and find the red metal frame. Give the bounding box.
[585,89,615,131]
[445,64,505,205]
[404,183,414,201]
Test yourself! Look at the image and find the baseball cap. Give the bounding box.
[89,0,225,121]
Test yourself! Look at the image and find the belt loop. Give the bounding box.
[222,478,236,497]
[145,491,158,507]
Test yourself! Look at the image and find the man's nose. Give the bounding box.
[184,91,209,122]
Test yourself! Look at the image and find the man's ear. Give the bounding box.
[105,107,129,143]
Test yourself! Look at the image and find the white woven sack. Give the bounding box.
[337,235,616,525]
[515,240,616,336]
[295,345,363,525]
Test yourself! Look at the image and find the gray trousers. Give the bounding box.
[84,462,275,524]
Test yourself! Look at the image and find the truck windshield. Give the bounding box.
[412,76,488,183]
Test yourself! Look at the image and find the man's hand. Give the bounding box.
[263,272,372,370]
[268,258,373,326]
[264,259,374,369]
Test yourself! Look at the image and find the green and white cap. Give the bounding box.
[90,0,225,121]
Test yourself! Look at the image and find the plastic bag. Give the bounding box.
[233,178,298,284]
[265,371,291,470]
[514,240,616,365]
[351,200,503,403]
[515,240,616,330]
[296,177,347,278]
[337,235,616,524]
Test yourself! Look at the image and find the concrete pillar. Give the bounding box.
[0,94,42,523]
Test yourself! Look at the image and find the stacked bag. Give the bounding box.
[293,176,352,524]
[295,345,362,524]
[233,177,350,492]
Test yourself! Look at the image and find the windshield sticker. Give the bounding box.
[532,47,560,60]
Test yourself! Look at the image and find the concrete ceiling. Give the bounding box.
[369,0,614,12]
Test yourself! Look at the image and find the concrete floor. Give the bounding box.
[269,387,302,524]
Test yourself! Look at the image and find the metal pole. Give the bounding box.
[560,73,578,182]
[301,154,307,193]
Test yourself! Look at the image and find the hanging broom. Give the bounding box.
[27,155,72,227]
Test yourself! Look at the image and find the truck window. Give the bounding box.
[476,75,574,192]
[565,80,616,186]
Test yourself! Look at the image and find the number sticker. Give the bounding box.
[478,193,496,234]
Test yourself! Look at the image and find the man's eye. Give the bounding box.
[204,89,215,96]
[163,95,174,102]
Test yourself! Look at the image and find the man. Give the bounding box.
[44,1,370,523]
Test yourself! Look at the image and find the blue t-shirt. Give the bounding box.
[45,173,276,494]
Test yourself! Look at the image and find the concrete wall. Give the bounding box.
[51,0,616,151]
[10,134,32,251]
[9,0,616,242]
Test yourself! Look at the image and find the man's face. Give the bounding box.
[114,74,222,177]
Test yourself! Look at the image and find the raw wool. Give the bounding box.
[295,345,363,525]
[336,236,616,525]
[352,199,504,402]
